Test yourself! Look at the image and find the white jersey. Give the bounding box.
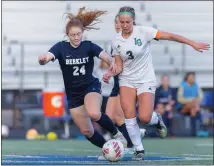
[112,26,158,84]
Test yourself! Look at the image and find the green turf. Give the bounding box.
[2,138,213,165]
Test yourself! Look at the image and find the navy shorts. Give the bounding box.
[110,76,119,97]
[67,79,101,109]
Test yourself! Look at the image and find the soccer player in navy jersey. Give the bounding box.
[38,7,127,149]
[155,75,175,136]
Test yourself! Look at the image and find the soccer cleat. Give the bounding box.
[155,113,167,139]
[113,131,128,148]
[124,147,135,156]
[140,128,147,138]
[133,150,145,160]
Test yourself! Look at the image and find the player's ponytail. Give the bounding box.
[65,7,107,35]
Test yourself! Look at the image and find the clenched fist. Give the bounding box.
[38,55,48,65]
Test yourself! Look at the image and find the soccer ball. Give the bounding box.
[26,128,39,140]
[2,125,9,138]
[47,132,58,141]
[102,139,125,162]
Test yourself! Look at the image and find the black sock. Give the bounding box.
[96,113,118,136]
[117,123,133,148]
[86,130,106,148]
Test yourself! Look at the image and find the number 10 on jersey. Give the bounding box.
[73,65,86,76]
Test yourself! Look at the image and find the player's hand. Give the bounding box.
[102,72,112,84]
[169,100,175,106]
[165,104,172,111]
[192,42,210,52]
[193,98,200,104]
[38,55,48,65]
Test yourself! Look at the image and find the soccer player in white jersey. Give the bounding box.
[103,6,210,160]
[106,15,134,149]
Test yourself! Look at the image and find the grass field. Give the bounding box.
[1,138,213,165]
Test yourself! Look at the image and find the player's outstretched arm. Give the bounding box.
[38,53,54,65]
[99,51,117,73]
[158,31,210,52]
[99,51,113,66]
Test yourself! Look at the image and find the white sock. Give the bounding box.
[125,117,144,151]
[148,112,159,125]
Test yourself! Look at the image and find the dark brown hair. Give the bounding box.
[65,7,107,35]
[118,6,136,25]
[184,72,195,81]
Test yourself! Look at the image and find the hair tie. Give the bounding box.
[118,12,134,17]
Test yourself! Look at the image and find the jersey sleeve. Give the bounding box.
[90,42,104,58]
[142,26,160,41]
[48,42,62,61]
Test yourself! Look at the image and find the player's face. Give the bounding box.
[68,26,83,47]
[187,74,195,85]
[161,76,169,87]
[119,14,133,34]
[115,17,121,33]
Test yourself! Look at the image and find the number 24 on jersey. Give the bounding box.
[73,65,86,76]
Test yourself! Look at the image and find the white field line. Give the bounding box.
[147,152,213,157]
[195,143,213,147]
[3,148,213,160]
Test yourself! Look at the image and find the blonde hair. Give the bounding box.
[65,7,107,35]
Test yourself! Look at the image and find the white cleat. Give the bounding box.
[155,113,167,139]
[133,150,145,160]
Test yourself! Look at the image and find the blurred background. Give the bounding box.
[1,1,213,140]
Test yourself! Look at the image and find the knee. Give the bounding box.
[87,111,101,121]
[123,109,135,119]
[121,104,135,118]
[80,128,94,137]
[139,114,152,124]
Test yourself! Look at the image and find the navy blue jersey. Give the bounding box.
[48,40,103,93]
[155,85,173,107]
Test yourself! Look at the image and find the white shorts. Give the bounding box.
[119,80,157,95]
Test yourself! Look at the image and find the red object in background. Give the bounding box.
[43,91,65,117]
